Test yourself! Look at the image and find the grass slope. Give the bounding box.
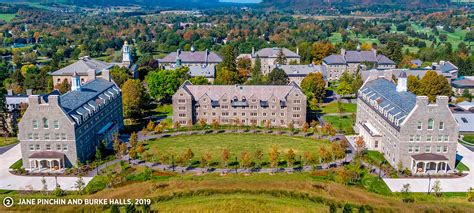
[0,13,16,22]
[0,137,18,147]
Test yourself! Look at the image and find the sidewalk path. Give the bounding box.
[383,143,474,192]
[0,144,93,191]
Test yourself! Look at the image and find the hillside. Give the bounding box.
[260,0,453,10]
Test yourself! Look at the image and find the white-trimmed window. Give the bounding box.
[178,99,186,104]
[33,133,39,140]
[408,145,413,153]
[409,135,414,142]
[29,144,34,151]
[44,134,50,140]
[415,135,421,142]
[443,146,448,153]
[61,133,67,140]
[43,118,49,129]
[35,144,40,151]
[426,135,432,142]
[33,120,38,129]
[425,146,431,153]
[55,133,60,140]
[28,133,33,140]
[439,122,444,130]
[53,120,59,129]
[46,144,51,150]
[62,144,68,151]
[417,121,422,130]
[427,119,434,130]
[437,135,443,142]
[178,113,186,118]
[436,145,441,153]
[414,145,420,153]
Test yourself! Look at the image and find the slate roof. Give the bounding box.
[411,59,423,67]
[29,151,64,159]
[59,78,120,125]
[361,69,442,82]
[253,48,300,58]
[451,78,474,88]
[412,153,448,161]
[269,64,326,77]
[50,56,111,76]
[359,78,417,127]
[158,50,222,64]
[165,65,215,78]
[323,50,395,65]
[453,113,474,133]
[180,82,303,102]
[440,61,458,73]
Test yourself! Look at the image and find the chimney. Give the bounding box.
[47,95,60,106]
[205,49,209,65]
[28,95,41,106]
[396,71,407,92]
[7,89,13,96]
[436,96,449,106]
[416,96,429,106]
[26,89,33,96]
[87,69,96,81]
[102,69,111,82]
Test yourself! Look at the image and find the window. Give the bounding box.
[57,144,61,151]
[43,118,49,129]
[293,107,301,111]
[33,120,38,129]
[46,144,51,150]
[61,133,67,140]
[439,122,444,130]
[44,134,50,140]
[62,144,68,151]
[178,99,186,104]
[35,144,40,151]
[425,146,431,153]
[222,112,229,117]
[408,145,413,153]
[250,112,257,117]
[178,113,186,118]
[437,135,442,142]
[242,112,246,116]
[293,100,301,104]
[281,113,285,117]
[222,105,229,109]
[55,133,60,140]
[443,135,449,142]
[443,146,448,153]
[409,135,414,142]
[28,133,33,140]
[427,119,434,130]
[33,133,39,140]
[178,106,186,111]
[292,114,300,118]
[29,144,34,151]
[53,120,59,129]
[415,135,421,142]
[414,145,420,153]
[417,121,422,130]
[426,135,432,142]
[436,145,441,153]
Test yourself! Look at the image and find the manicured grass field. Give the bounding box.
[143,134,331,165]
[322,115,355,133]
[154,104,173,117]
[455,160,470,172]
[0,137,18,147]
[320,102,357,114]
[462,134,474,145]
[365,150,387,164]
[0,13,16,22]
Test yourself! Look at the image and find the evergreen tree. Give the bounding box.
[248,56,264,85]
[275,48,287,65]
[267,68,289,85]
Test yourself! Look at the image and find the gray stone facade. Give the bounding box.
[18,75,123,172]
[355,73,458,174]
[172,81,307,128]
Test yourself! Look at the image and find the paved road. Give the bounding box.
[383,143,474,192]
[0,142,18,154]
[0,144,93,191]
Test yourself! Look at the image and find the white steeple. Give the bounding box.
[122,41,132,66]
[71,71,81,91]
[396,71,407,92]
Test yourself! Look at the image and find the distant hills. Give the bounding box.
[260,0,453,9]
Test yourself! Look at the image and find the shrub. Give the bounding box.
[84,176,107,194]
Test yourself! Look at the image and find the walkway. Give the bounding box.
[383,143,474,192]
[0,144,93,191]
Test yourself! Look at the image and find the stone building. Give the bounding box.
[322,49,396,81]
[239,47,301,74]
[172,81,307,128]
[355,71,458,174]
[158,48,222,67]
[2,90,31,134]
[269,64,326,86]
[18,71,123,172]
[50,56,113,88]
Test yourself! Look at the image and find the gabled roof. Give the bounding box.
[165,65,216,78]
[359,78,417,126]
[345,50,377,63]
[323,50,395,65]
[453,113,474,132]
[158,50,222,64]
[452,78,474,89]
[440,61,458,73]
[253,48,300,58]
[323,54,346,64]
[269,64,326,77]
[412,153,448,161]
[50,56,111,76]
[377,55,396,65]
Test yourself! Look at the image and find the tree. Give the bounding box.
[300,72,326,105]
[275,48,287,65]
[110,66,130,87]
[351,73,363,93]
[336,81,353,97]
[201,152,213,170]
[154,124,164,134]
[355,136,365,154]
[190,76,209,85]
[129,132,138,148]
[254,149,263,168]
[112,134,121,156]
[407,75,420,94]
[361,42,372,51]
[248,55,264,85]
[75,176,85,195]
[379,41,402,64]
[342,204,353,213]
[302,122,309,134]
[419,70,451,102]
[146,120,155,132]
[221,149,230,168]
[240,151,252,171]
[211,119,220,129]
[462,89,472,102]
[215,66,239,85]
[285,149,296,168]
[312,42,336,65]
[55,79,70,94]
[146,67,189,101]
[432,180,442,197]
[183,148,194,166]
[267,68,289,85]
[269,145,280,171]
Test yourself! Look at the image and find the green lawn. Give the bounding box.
[455,160,470,172]
[320,102,357,114]
[143,134,331,166]
[0,137,18,147]
[9,159,22,170]
[365,151,387,165]
[462,134,474,145]
[0,13,16,22]
[154,104,173,117]
[322,115,355,134]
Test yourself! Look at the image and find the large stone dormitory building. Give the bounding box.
[268,64,327,86]
[18,70,123,172]
[239,47,301,74]
[172,81,307,128]
[159,48,223,83]
[355,71,458,174]
[323,48,396,81]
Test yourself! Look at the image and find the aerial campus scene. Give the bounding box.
[0,0,473,212]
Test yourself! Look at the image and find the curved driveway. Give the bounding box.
[383,143,474,192]
[0,144,92,191]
